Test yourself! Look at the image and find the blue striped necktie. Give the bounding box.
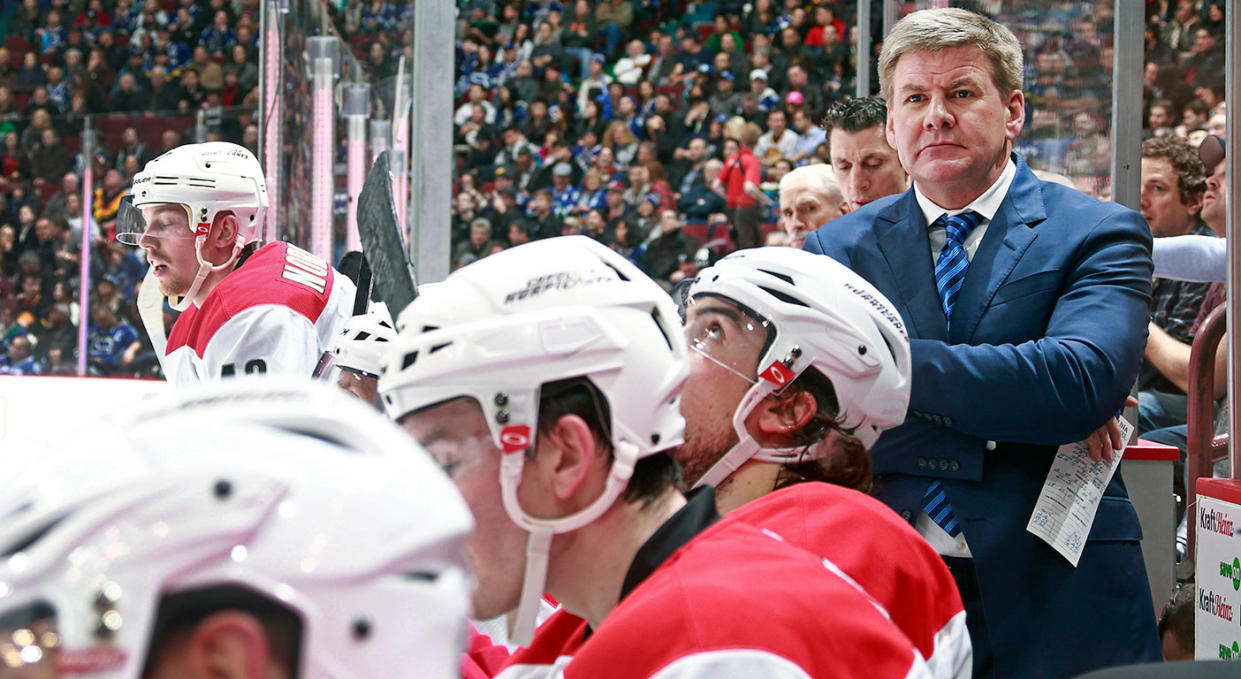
[922,211,981,538]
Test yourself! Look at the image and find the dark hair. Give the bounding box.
[1184,98,1211,118]
[1158,583,1194,657]
[771,367,873,493]
[537,377,681,505]
[821,96,888,135]
[144,585,302,677]
[1141,135,1207,205]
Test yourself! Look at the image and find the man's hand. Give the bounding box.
[1085,396,1138,462]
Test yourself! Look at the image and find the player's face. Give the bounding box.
[1140,157,1198,238]
[676,296,770,487]
[336,370,380,407]
[400,398,528,620]
[886,46,1023,208]
[780,175,842,247]
[139,204,200,298]
[830,126,907,211]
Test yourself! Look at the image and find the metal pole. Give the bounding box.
[393,62,410,234]
[344,83,370,253]
[883,0,898,36]
[1226,0,1240,481]
[370,119,392,165]
[77,123,94,377]
[259,0,283,244]
[411,0,453,284]
[856,0,871,98]
[1109,1,1143,211]
[311,56,334,263]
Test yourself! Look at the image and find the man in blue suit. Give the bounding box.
[803,8,1161,678]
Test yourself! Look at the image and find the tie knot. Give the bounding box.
[937,211,981,245]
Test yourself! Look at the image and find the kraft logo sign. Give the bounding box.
[759,362,794,386]
[499,425,531,453]
[1201,507,1236,537]
[1199,587,1235,623]
[1222,557,1241,591]
[1220,641,1241,661]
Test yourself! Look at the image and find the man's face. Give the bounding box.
[830,125,908,211]
[687,138,706,163]
[336,370,380,406]
[1148,106,1171,129]
[1194,29,1215,54]
[768,110,786,136]
[676,296,769,487]
[780,174,842,248]
[139,204,200,297]
[885,46,1023,207]
[1140,157,1198,237]
[470,223,489,247]
[1201,159,1227,236]
[400,398,530,619]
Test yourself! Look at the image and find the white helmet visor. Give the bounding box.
[115,196,196,246]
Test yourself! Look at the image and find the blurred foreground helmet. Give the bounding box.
[0,380,472,679]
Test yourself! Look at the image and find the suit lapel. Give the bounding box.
[952,157,1048,342]
[874,191,947,341]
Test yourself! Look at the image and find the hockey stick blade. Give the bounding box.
[357,151,417,318]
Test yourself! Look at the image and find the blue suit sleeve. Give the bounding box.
[908,209,1152,445]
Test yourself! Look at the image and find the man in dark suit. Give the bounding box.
[803,8,1160,678]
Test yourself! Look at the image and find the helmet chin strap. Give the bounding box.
[169,234,245,311]
[499,439,640,647]
[691,362,829,489]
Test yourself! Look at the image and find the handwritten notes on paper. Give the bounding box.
[1027,417,1135,566]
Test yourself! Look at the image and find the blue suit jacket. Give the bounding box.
[804,156,1161,677]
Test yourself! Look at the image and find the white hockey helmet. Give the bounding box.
[378,235,688,645]
[684,247,911,488]
[118,142,269,310]
[330,302,396,378]
[0,380,472,679]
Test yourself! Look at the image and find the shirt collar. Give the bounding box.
[914,156,1017,227]
[619,486,720,601]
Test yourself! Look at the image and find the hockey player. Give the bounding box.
[0,380,473,679]
[378,236,931,678]
[117,142,354,385]
[504,247,971,678]
[326,301,396,407]
[677,247,971,677]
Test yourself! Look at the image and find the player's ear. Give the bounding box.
[750,389,817,446]
[537,414,602,502]
[211,212,240,247]
[185,611,272,679]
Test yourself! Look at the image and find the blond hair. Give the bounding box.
[878,8,1023,104]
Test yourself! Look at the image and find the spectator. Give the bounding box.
[29,127,73,185]
[679,157,727,222]
[529,20,564,75]
[454,217,493,270]
[93,168,127,236]
[612,39,651,86]
[1158,584,1195,661]
[1,131,29,183]
[715,121,771,249]
[594,0,634,58]
[1137,135,1212,433]
[755,108,801,168]
[0,334,41,375]
[15,52,47,92]
[637,208,696,283]
[707,71,743,120]
[110,72,147,112]
[225,43,259,97]
[87,302,141,375]
[199,9,237,58]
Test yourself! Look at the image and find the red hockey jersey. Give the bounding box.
[164,242,354,385]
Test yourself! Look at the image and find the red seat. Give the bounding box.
[4,35,32,55]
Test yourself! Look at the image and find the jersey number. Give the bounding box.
[221,359,267,377]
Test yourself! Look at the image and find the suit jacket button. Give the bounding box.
[900,509,913,521]
[938,458,949,471]
[949,460,960,471]
[943,417,954,427]
[916,456,928,469]
[986,440,997,451]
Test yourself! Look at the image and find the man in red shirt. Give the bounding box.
[712,122,772,249]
